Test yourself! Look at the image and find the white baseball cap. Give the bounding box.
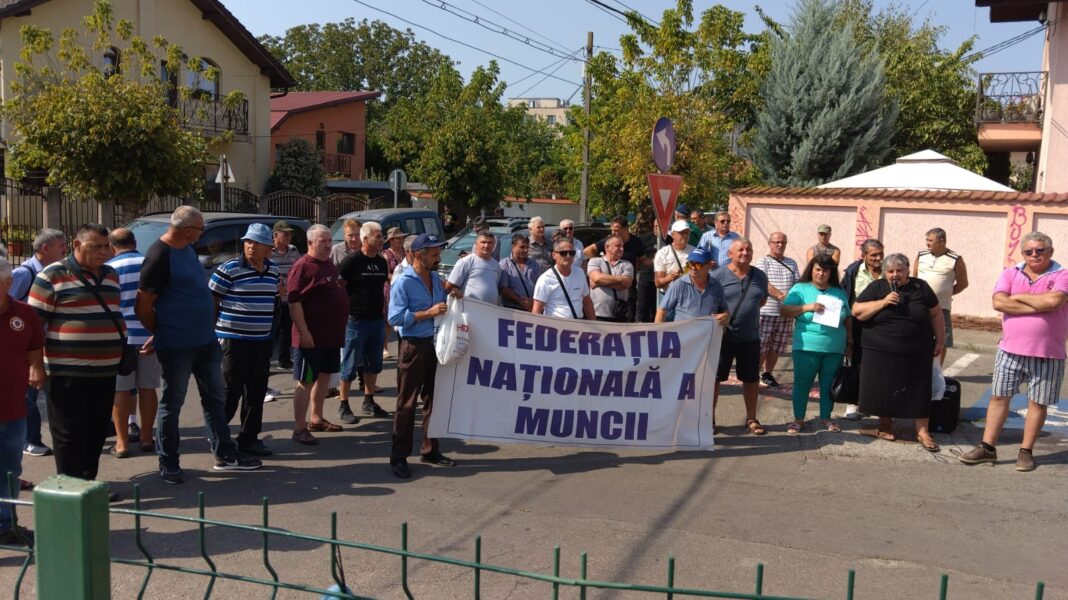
[670,220,690,233]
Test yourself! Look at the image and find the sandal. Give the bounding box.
[823,420,841,433]
[140,440,156,453]
[746,419,767,436]
[786,421,802,434]
[919,437,941,453]
[308,420,343,432]
[876,429,896,442]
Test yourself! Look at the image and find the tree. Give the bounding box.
[265,138,325,196]
[564,0,767,221]
[752,0,897,186]
[1,0,226,220]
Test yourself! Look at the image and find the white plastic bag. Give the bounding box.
[435,295,470,366]
[931,357,946,401]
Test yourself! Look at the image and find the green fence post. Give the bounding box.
[34,475,110,599]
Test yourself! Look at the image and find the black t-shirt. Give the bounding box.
[595,234,646,282]
[856,278,939,355]
[338,250,389,319]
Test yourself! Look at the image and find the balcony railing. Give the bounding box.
[322,152,352,177]
[177,91,249,137]
[975,71,1047,125]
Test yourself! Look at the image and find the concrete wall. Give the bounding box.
[732,191,1068,321]
[0,0,274,194]
[1038,3,1067,192]
[271,101,368,178]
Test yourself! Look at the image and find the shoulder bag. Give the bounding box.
[75,269,138,376]
[551,267,580,319]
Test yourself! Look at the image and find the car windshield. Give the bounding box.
[126,220,169,255]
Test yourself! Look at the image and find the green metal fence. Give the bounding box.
[0,475,1051,599]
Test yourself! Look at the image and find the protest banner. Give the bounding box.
[430,299,721,450]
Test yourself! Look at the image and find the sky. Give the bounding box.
[223,0,1048,102]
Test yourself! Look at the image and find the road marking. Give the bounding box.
[943,352,980,378]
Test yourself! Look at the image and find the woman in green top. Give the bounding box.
[781,254,852,433]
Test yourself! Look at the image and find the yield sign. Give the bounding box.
[647,173,683,237]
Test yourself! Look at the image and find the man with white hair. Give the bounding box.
[136,207,262,484]
[527,216,552,272]
[557,219,584,266]
[337,222,391,423]
[0,257,44,545]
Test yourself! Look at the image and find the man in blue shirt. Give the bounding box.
[697,211,741,268]
[387,233,452,478]
[655,248,729,324]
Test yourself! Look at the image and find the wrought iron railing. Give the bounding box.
[323,153,353,177]
[975,71,1047,124]
[178,91,249,137]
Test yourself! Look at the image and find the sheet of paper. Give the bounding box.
[812,293,843,328]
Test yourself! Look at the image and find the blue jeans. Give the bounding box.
[157,342,238,470]
[24,387,43,447]
[0,418,26,533]
[340,317,385,380]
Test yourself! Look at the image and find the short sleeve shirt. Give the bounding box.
[0,299,43,421]
[594,236,645,276]
[499,258,541,308]
[783,283,848,354]
[711,267,769,342]
[856,278,939,355]
[139,241,216,350]
[287,254,349,349]
[659,273,726,321]
[994,262,1068,359]
[587,257,633,318]
[654,244,693,281]
[447,254,502,305]
[698,230,741,267]
[533,267,589,319]
[338,250,390,319]
[754,255,800,316]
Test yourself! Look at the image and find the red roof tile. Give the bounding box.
[270,91,382,112]
[732,186,1068,203]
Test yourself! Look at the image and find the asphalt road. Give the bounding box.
[3,327,1067,599]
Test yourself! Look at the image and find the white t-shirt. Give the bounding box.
[654,244,693,279]
[533,266,590,319]
[448,253,502,304]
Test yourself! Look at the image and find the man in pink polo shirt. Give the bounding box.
[960,231,1068,472]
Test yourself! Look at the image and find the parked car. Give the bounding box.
[329,208,443,244]
[124,211,311,276]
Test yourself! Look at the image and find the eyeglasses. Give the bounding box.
[717,219,731,224]
[1023,248,1049,257]
[560,226,573,231]
[555,250,576,257]
[184,226,205,232]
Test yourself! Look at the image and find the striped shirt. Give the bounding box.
[270,244,301,303]
[208,256,280,340]
[28,255,124,377]
[105,250,150,345]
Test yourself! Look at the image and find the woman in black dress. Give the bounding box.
[851,253,945,451]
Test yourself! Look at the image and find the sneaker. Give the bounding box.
[266,387,280,396]
[841,405,861,421]
[759,372,781,388]
[213,455,263,471]
[263,392,277,403]
[160,466,186,485]
[1016,449,1035,472]
[420,451,456,467]
[278,359,294,370]
[363,401,390,418]
[238,440,273,457]
[0,526,35,546]
[23,443,52,457]
[128,422,141,439]
[390,459,411,479]
[959,444,997,465]
[338,402,360,425]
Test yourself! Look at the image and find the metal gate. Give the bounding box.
[264,190,317,221]
[0,178,45,265]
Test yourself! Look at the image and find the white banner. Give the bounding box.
[430,299,721,450]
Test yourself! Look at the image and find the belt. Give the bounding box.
[400,336,433,343]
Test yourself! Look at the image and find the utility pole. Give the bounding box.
[580,31,592,223]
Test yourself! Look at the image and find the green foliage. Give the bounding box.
[265,138,325,196]
[1,0,213,217]
[753,0,897,186]
[566,0,766,221]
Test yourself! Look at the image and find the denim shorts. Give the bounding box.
[340,317,386,380]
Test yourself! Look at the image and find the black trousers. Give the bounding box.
[46,375,116,481]
[635,272,656,323]
[274,301,293,363]
[391,338,438,461]
[221,338,271,445]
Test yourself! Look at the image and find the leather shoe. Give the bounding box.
[420,452,456,467]
[390,460,410,479]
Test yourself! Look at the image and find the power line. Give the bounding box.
[584,0,628,25]
[962,22,1050,62]
[513,51,581,98]
[504,48,584,91]
[464,0,572,54]
[349,0,582,87]
[419,0,585,63]
[608,0,658,26]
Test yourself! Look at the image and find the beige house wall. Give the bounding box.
[0,0,273,193]
[1038,2,1068,192]
[731,191,1068,321]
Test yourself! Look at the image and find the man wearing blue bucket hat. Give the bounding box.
[208,223,281,457]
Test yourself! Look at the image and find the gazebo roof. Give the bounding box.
[817,150,1014,192]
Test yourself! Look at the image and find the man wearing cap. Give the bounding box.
[674,205,702,247]
[806,224,841,265]
[655,248,729,325]
[209,224,280,457]
[655,220,695,295]
[271,221,301,370]
[698,211,741,268]
[755,232,800,388]
[388,233,453,478]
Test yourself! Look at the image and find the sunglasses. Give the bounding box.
[1023,248,1049,257]
[718,220,731,224]
[555,250,576,257]
[560,226,573,231]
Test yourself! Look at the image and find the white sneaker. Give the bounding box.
[842,404,860,421]
[263,393,277,403]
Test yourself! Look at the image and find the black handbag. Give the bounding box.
[830,356,860,405]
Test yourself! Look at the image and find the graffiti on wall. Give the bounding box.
[855,205,875,248]
[1005,204,1028,266]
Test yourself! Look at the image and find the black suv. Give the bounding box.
[123,211,311,276]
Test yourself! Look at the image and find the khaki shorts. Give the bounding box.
[115,350,162,391]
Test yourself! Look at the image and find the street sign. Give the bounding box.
[651,117,676,173]
[214,159,234,184]
[647,173,683,238]
[388,169,407,193]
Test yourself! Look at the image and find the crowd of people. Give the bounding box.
[1,205,1066,546]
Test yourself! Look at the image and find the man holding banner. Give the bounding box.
[533,238,595,320]
[387,233,453,479]
[655,248,728,325]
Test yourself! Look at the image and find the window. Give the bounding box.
[337,132,355,155]
[194,224,242,267]
[103,46,119,76]
[186,58,220,97]
[315,130,326,151]
[547,115,556,125]
[422,217,442,238]
[160,61,178,106]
